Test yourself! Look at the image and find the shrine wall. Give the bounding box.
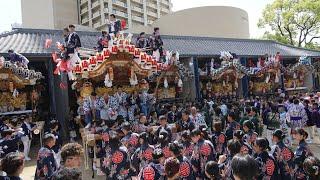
[131,6,250,39]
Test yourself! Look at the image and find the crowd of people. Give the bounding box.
[1,14,320,180]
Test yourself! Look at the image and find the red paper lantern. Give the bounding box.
[103,48,110,58]
[81,60,89,71]
[89,56,97,67]
[119,39,124,45]
[111,45,118,54]
[74,64,82,75]
[157,63,163,71]
[140,53,147,63]
[96,53,104,64]
[128,45,135,54]
[118,44,124,52]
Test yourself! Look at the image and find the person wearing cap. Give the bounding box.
[20,115,36,161]
[271,129,294,179]
[131,132,155,176]
[120,122,139,155]
[168,142,195,179]
[0,129,22,158]
[100,131,130,179]
[35,133,57,180]
[97,31,110,52]
[138,148,165,180]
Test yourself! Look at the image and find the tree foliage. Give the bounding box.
[258,0,320,49]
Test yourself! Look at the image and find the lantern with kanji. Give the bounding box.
[157,63,163,71]
[151,60,157,73]
[108,67,114,80]
[89,56,97,71]
[96,53,104,64]
[111,45,118,54]
[81,60,89,71]
[146,55,153,67]
[140,53,147,64]
[73,64,82,75]
[128,45,135,54]
[103,48,110,58]
[134,48,140,57]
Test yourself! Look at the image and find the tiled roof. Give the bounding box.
[0,28,320,57]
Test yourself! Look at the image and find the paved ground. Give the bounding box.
[21,136,320,180]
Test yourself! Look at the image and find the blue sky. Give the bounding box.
[0,0,272,38]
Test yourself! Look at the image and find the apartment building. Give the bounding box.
[78,0,172,31]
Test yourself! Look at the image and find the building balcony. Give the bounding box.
[93,22,102,28]
[113,10,128,18]
[147,11,157,17]
[147,20,154,25]
[147,3,157,9]
[131,6,143,13]
[92,11,101,19]
[91,1,100,9]
[81,17,89,24]
[132,15,144,22]
[112,0,127,8]
[161,7,170,14]
[160,0,170,6]
[132,0,143,4]
[80,0,88,6]
[80,7,89,15]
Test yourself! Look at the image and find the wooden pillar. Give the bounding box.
[47,59,57,115]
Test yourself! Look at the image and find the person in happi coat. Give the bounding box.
[271,129,294,180]
[7,49,29,67]
[154,116,172,143]
[35,133,57,180]
[100,131,130,180]
[189,106,205,128]
[226,112,240,140]
[303,156,320,180]
[114,87,128,120]
[66,24,81,56]
[83,92,102,126]
[138,148,165,180]
[97,31,110,52]
[293,128,313,180]
[139,88,153,117]
[253,138,279,180]
[48,120,62,155]
[233,130,253,155]
[190,129,216,178]
[120,122,139,155]
[0,152,25,180]
[242,120,258,147]
[211,121,227,157]
[179,131,194,159]
[20,115,36,161]
[0,129,22,158]
[149,27,164,61]
[177,110,195,132]
[167,105,179,124]
[136,32,150,50]
[155,130,173,159]
[286,99,308,130]
[169,142,195,180]
[127,91,139,122]
[107,14,121,36]
[218,139,242,179]
[131,132,155,176]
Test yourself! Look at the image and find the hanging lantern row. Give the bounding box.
[72,44,171,77]
[0,58,43,80]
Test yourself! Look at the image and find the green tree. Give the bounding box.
[258,0,320,49]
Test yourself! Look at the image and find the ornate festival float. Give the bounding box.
[208,52,250,97]
[248,53,283,96]
[0,57,43,115]
[283,56,314,94]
